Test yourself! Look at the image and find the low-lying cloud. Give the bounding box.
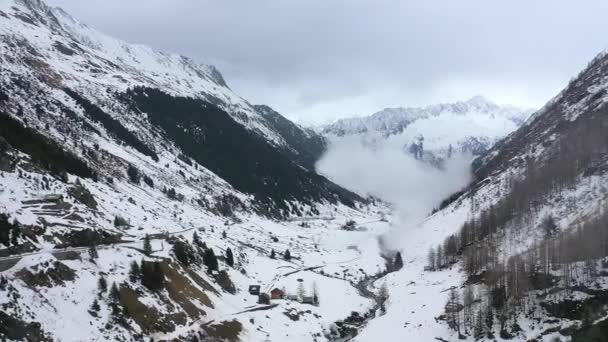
[317,138,471,227]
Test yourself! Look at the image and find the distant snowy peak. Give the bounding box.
[318,96,534,161]
[321,96,533,138]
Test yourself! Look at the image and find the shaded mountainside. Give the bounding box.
[0,0,359,214]
[124,87,360,214]
[254,104,327,171]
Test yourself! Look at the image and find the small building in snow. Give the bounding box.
[43,194,64,203]
[302,296,315,304]
[248,285,261,295]
[270,288,285,300]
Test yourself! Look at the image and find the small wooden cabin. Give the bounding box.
[270,288,285,300]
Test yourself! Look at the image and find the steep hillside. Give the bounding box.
[354,51,608,341]
[0,0,359,215]
[320,96,533,161]
[254,104,327,171]
[0,1,392,341]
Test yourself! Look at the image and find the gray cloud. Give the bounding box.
[48,0,608,123]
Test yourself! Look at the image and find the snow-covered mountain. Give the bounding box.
[355,52,608,341]
[320,96,534,161]
[0,1,394,341]
[0,0,351,214]
[2,0,608,341]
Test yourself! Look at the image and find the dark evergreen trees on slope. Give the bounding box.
[284,249,291,261]
[142,175,154,188]
[192,232,201,246]
[393,252,403,271]
[270,249,276,259]
[109,282,120,302]
[127,164,140,184]
[0,214,20,247]
[143,235,152,256]
[63,88,158,161]
[88,244,98,260]
[427,247,436,271]
[0,276,8,291]
[123,87,361,216]
[173,240,196,267]
[141,261,164,291]
[203,248,219,273]
[446,289,462,334]
[98,276,107,294]
[253,104,327,170]
[89,299,100,317]
[225,247,234,267]
[128,261,141,282]
[0,112,94,179]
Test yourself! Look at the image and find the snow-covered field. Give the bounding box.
[0,155,398,341]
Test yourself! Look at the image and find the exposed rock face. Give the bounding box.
[16,260,76,287]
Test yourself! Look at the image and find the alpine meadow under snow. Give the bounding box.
[1,1,608,342]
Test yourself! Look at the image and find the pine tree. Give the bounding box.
[98,276,108,294]
[394,252,403,271]
[129,261,141,282]
[109,282,120,302]
[378,282,389,314]
[173,240,195,266]
[270,249,276,259]
[474,307,484,339]
[141,261,165,291]
[446,289,461,334]
[10,225,20,246]
[225,247,234,267]
[89,299,101,316]
[143,235,152,256]
[297,281,306,300]
[204,248,218,272]
[427,246,436,271]
[0,276,7,291]
[284,249,291,261]
[222,230,227,239]
[436,244,444,269]
[88,243,99,260]
[485,306,494,336]
[312,281,319,306]
[463,285,475,331]
[193,231,203,247]
[127,164,140,184]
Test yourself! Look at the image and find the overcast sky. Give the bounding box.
[47,0,608,124]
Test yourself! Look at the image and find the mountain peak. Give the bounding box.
[465,94,494,107]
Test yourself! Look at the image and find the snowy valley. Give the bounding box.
[1,1,608,342]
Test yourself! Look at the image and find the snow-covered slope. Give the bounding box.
[0,0,281,144]
[0,1,394,341]
[0,0,353,214]
[320,96,534,160]
[353,51,608,341]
